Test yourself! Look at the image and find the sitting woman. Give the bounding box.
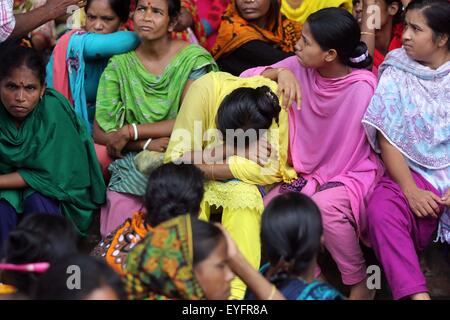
[363,0,450,300]
[211,0,302,76]
[124,214,285,300]
[0,45,106,249]
[164,72,297,299]
[46,0,140,133]
[281,0,353,24]
[355,0,403,75]
[242,8,383,299]
[94,0,217,237]
[91,163,205,275]
[246,192,344,300]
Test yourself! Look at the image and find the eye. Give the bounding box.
[137,6,146,12]
[25,86,36,91]
[6,83,17,89]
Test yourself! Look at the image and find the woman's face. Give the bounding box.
[194,237,234,300]
[0,65,45,123]
[85,0,122,34]
[235,0,272,27]
[402,9,446,66]
[294,22,329,69]
[133,0,174,41]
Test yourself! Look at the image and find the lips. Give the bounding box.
[241,7,257,14]
[139,26,153,32]
[11,106,27,113]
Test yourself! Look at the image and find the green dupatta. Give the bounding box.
[95,44,218,132]
[0,89,106,235]
[124,215,206,300]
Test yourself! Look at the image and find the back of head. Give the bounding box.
[0,44,46,85]
[405,0,450,50]
[216,85,281,144]
[2,214,78,296]
[33,255,126,300]
[144,163,205,227]
[261,192,322,282]
[308,7,373,68]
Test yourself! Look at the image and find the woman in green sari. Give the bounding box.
[93,0,217,237]
[0,45,106,252]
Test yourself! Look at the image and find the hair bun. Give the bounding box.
[255,86,281,124]
[347,41,372,68]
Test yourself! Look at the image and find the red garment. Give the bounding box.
[373,23,403,70]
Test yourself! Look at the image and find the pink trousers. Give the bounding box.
[264,180,367,285]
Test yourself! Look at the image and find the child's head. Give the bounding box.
[1,214,78,296]
[33,255,126,300]
[295,7,372,69]
[144,163,205,227]
[261,192,322,281]
[191,218,234,300]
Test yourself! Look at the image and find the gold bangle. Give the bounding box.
[361,31,375,36]
[266,284,276,300]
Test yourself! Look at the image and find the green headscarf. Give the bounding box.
[0,89,106,235]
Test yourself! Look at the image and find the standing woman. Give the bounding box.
[242,8,383,299]
[94,0,217,237]
[363,0,450,300]
[46,0,140,133]
[0,45,106,250]
[211,0,302,76]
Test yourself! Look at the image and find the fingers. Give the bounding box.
[295,83,302,110]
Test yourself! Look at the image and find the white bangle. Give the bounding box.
[131,123,139,141]
[143,138,152,151]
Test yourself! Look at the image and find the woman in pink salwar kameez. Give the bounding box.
[241,7,383,299]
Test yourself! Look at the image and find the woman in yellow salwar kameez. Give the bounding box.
[164,71,296,299]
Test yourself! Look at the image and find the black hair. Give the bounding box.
[191,218,224,267]
[385,0,403,24]
[307,7,373,68]
[405,0,450,50]
[216,86,281,146]
[33,255,126,300]
[86,0,131,23]
[144,163,205,227]
[261,192,323,284]
[1,214,78,296]
[0,44,46,84]
[134,0,181,22]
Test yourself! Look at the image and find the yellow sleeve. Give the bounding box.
[229,109,297,185]
[164,73,214,163]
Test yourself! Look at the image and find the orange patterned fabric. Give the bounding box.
[211,0,302,59]
[91,212,152,275]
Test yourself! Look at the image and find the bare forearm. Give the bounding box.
[136,120,175,139]
[261,68,283,81]
[0,172,28,189]
[229,253,285,300]
[360,0,377,66]
[378,133,416,192]
[196,164,234,181]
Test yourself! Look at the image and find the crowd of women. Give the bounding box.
[0,0,448,301]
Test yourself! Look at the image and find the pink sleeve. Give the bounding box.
[239,56,300,78]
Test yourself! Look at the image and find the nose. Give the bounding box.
[15,88,25,102]
[294,40,302,52]
[402,29,412,42]
[94,20,103,31]
[143,8,153,21]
